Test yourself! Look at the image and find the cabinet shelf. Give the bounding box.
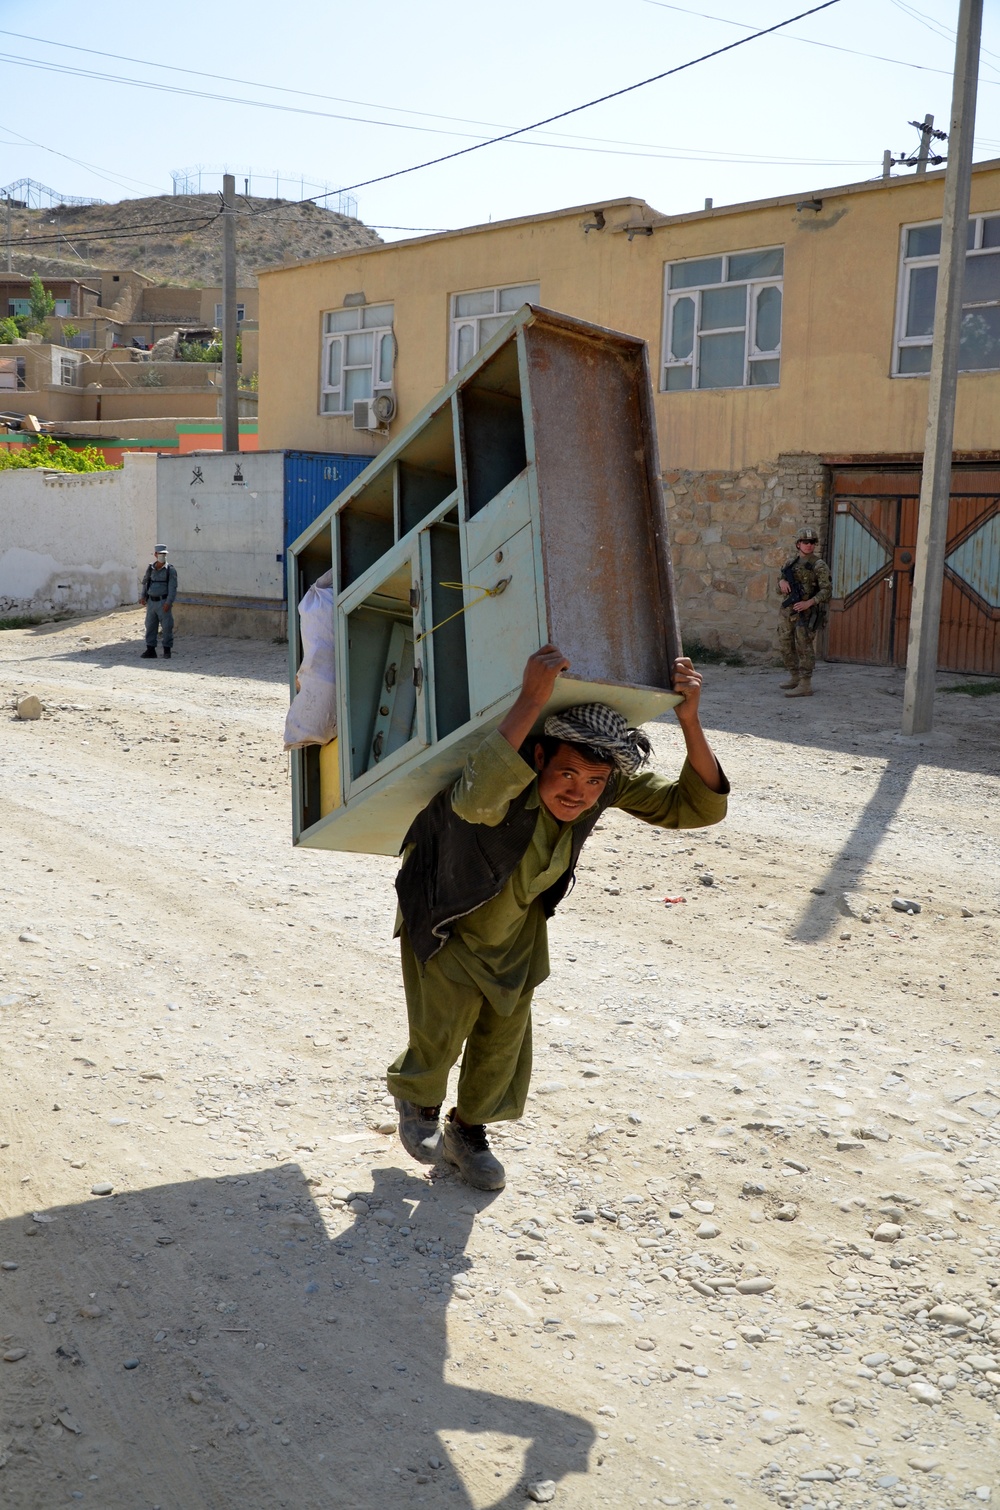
[288,304,682,855]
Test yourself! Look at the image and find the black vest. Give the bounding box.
[395,744,620,964]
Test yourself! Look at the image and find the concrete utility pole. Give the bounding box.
[4,193,12,273]
[222,172,238,454]
[902,0,983,736]
[915,113,935,173]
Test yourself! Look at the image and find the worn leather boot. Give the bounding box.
[785,677,813,697]
[443,1110,506,1190]
[779,674,799,690]
[395,1099,443,1164]
[140,647,157,659]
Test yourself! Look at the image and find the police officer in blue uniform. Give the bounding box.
[140,545,177,660]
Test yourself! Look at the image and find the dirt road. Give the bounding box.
[2,606,999,1510]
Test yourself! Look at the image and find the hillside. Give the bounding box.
[3,192,381,286]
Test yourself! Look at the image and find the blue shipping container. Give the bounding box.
[283,451,371,551]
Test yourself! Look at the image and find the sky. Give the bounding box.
[1,0,999,243]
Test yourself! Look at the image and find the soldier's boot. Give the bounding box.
[442,1110,506,1191]
[779,674,799,690]
[785,677,813,698]
[395,1099,443,1164]
[140,647,157,659]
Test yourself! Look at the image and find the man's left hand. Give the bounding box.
[672,656,703,722]
[792,598,815,613]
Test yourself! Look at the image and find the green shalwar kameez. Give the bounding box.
[386,731,728,1124]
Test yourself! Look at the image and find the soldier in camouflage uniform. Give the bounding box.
[777,528,832,698]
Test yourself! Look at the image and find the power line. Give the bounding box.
[0,20,916,160]
[1,0,850,205]
[11,211,223,252]
[0,122,162,196]
[888,0,1000,69]
[642,0,1000,81]
[281,0,848,208]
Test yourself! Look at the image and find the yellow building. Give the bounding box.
[258,163,1000,668]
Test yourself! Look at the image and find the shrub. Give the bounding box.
[0,435,118,472]
[0,316,19,344]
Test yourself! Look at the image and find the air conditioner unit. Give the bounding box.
[352,392,396,431]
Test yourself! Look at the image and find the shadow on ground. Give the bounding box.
[13,613,287,688]
[659,660,1000,943]
[0,1165,592,1509]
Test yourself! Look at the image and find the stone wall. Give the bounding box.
[664,453,829,660]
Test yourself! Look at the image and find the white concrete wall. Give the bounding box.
[0,453,157,615]
[156,451,285,600]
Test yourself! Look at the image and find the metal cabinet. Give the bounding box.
[288,305,683,857]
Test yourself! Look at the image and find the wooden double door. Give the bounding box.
[826,466,1000,674]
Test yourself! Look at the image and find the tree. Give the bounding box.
[0,316,19,344]
[28,272,55,333]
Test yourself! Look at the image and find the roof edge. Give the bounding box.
[255,196,658,279]
[619,156,1000,233]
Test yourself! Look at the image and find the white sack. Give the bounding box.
[283,568,338,748]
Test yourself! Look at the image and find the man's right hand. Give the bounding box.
[779,580,790,595]
[520,644,570,708]
[498,644,569,751]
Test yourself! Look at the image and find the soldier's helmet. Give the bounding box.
[796,528,819,544]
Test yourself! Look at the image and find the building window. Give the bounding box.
[661,247,783,391]
[60,357,77,386]
[212,300,244,324]
[8,299,31,318]
[0,356,26,391]
[320,302,394,414]
[450,283,539,375]
[53,300,72,317]
[895,213,1000,375]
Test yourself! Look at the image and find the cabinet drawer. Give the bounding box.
[466,522,542,717]
[464,469,532,571]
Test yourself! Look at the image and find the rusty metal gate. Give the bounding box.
[827,466,1000,674]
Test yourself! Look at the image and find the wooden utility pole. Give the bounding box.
[222,173,238,454]
[902,0,983,736]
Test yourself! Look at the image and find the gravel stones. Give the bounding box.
[892,897,922,914]
[872,1222,902,1242]
[3,1348,28,1362]
[16,695,42,720]
[695,1221,721,1239]
[928,1303,972,1326]
[774,1203,798,1222]
[527,1483,556,1504]
[908,1381,941,1405]
[736,1276,776,1294]
[90,1182,114,1196]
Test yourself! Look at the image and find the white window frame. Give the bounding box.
[214,302,246,326]
[320,303,395,416]
[894,212,1000,376]
[661,247,783,392]
[449,282,539,376]
[60,357,78,387]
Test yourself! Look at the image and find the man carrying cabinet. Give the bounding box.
[388,645,729,1191]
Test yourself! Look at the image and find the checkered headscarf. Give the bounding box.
[543,703,652,776]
